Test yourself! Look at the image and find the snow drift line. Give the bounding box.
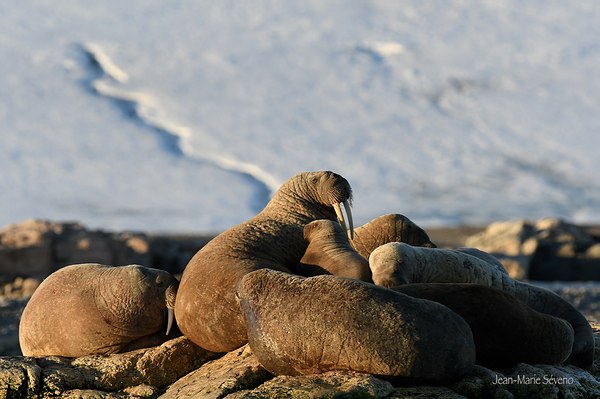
[79,42,280,211]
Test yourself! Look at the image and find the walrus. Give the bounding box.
[293,219,371,281]
[19,263,179,357]
[394,283,574,367]
[351,214,436,260]
[369,243,595,368]
[292,224,572,367]
[236,269,475,385]
[175,171,354,353]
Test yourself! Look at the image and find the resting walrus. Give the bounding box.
[236,269,476,385]
[394,283,574,367]
[19,263,179,357]
[369,243,595,368]
[175,171,354,352]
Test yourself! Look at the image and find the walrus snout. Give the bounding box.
[313,171,354,239]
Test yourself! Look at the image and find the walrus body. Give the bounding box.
[19,263,178,357]
[369,243,595,368]
[395,283,574,367]
[175,171,354,352]
[236,269,475,384]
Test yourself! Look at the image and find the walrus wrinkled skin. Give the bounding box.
[395,283,574,368]
[19,263,179,357]
[236,269,475,385]
[175,171,354,353]
[369,243,595,368]
[351,214,436,260]
[294,219,371,281]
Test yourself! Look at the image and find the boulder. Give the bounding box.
[0,220,152,281]
[0,219,213,281]
[159,344,271,399]
[0,337,218,399]
[466,218,600,281]
[226,371,396,399]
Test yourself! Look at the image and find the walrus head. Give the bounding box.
[306,171,354,239]
[95,265,179,337]
[369,243,410,288]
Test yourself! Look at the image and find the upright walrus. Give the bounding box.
[19,263,179,357]
[236,269,476,384]
[175,171,354,352]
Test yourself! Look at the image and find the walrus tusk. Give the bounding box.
[333,201,354,240]
[166,307,174,336]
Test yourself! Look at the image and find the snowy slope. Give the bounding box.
[1,1,599,233]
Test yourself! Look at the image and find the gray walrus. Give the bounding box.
[236,269,476,385]
[394,283,574,368]
[175,171,354,352]
[19,263,179,357]
[369,243,595,368]
[351,214,436,260]
[293,219,371,281]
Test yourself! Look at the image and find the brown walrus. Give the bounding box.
[369,243,595,368]
[394,283,574,367]
[175,171,354,352]
[236,269,476,385]
[19,263,179,357]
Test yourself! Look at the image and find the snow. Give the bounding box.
[2,1,600,233]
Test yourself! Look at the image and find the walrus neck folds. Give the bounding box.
[94,267,163,335]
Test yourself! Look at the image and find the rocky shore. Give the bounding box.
[1,218,600,398]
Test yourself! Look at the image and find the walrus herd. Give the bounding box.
[18,170,595,385]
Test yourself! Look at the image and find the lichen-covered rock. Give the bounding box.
[0,356,41,399]
[41,337,217,394]
[159,345,271,399]
[465,218,600,281]
[226,371,396,399]
[0,337,217,399]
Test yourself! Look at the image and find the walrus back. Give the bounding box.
[236,269,476,384]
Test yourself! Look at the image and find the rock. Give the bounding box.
[60,389,131,399]
[465,218,600,281]
[0,219,213,282]
[0,325,599,398]
[0,220,55,279]
[0,337,218,398]
[226,371,396,399]
[0,220,152,281]
[159,344,271,399]
[41,336,217,394]
[0,357,41,399]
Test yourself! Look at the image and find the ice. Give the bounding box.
[1,1,599,233]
